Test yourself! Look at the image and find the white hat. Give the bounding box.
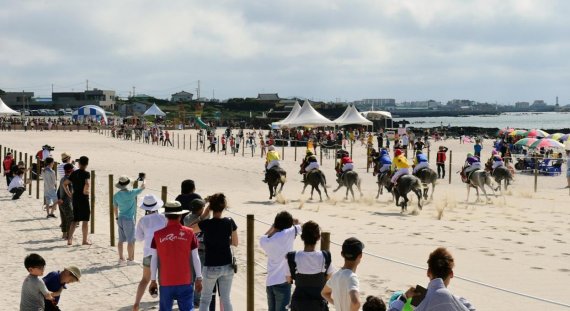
[115,175,131,189]
[163,201,186,215]
[139,194,163,211]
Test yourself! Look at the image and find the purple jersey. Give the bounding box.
[466,156,480,165]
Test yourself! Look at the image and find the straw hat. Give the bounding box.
[115,175,131,189]
[163,201,186,215]
[64,266,81,281]
[61,152,71,161]
[139,194,163,212]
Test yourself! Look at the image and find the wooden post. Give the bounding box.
[242,138,245,157]
[189,134,192,151]
[321,232,330,251]
[196,133,199,151]
[161,186,167,203]
[0,145,2,161]
[183,134,186,149]
[36,157,40,199]
[427,146,431,162]
[90,170,95,234]
[350,139,353,158]
[247,214,254,311]
[320,144,323,166]
[448,150,453,184]
[24,153,28,186]
[177,133,180,149]
[109,174,115,247]
[19,151,22,163]
[534,157,538,193]
[218,136,220,155]
[282,141,285,160]
[294,140,297,161]
[29,155,33,195]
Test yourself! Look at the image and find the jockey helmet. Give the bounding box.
[395,149,403,156]
[268,145,275,151]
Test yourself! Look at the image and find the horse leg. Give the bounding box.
[423,183,428,200]
[315,186,323,202]
[376,183,381,199]
[301,183,308,195]
[357,180,363,197]
[345,184,350,200]
[333,183,342,193]
[322,182,329,199]
[310,186,314,200]
[466,184,471,202]
[430,182,435,200]
[268,184,274,200]
[278,182,284,194]
[402,194,409,212]
[415,189,423,210]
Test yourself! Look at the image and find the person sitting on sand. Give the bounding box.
[391,149,410,186]
[43,266,81,311]
[412,150,429,174]
[388,247,475,311]
[8,168,29,200]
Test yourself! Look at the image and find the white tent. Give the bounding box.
[0,98,19,115]
[72,105,108,123]
[333,105,372,126]
[361,111,392,120]
[271,101,301,128]
[143,103,166,116]
[280,100,334,128]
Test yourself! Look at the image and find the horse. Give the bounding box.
[301,169,329,201]
[463,169,496,202]
[392,175,423,212]
[266,167,287,200]
[485,162,513,192]
[333,170,362,200]
[375,171,392,199]
[413,167,438,200]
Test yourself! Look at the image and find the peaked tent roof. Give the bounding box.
[0,98,19,115]
[272,101,302,128]
[143,103,166,116]
[281,100,335,128]
[333,105,372,126]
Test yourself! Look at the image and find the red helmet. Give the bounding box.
[395,149,403,156]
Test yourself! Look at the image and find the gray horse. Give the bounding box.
[414,167,438,200]
[266,167,287,200]
[465,169,496,202]
[375,172,392,199]
[334,170,363,200]
[301,170,329,201]
[393,175,423,212]
[490,166,513,192]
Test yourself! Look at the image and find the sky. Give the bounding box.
[1,0,569,104]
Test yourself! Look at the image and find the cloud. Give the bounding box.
[0,0,569,103]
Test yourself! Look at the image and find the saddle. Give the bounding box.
[415,167,429,175]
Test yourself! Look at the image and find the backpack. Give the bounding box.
[287,250,332,311]
[287,250,332,282]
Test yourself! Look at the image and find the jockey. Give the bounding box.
[336,150,353,177]
[412,150,429,174]
[376,149,392,176]
[463,153,481,175]
[300,149,314,174]
[491,151,505,173]
[391,149,410,185]
[305,154,320,173]
[263,145,281,183]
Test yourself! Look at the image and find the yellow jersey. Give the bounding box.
[393,155,410,169]
[266,150,280,162]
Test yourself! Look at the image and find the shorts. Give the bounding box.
[72,195,91,222]
[44,189,58,205]
[143,255,152,267]
[117,217,136,243]
[566,168,570,178]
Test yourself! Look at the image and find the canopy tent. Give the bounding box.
[333,105,372,126]
[72,105,108,123]
[279,100,335,128]
[143,103,166,116]
[0,98,19,115]
[360,111,392,120]
[271,101,301,129]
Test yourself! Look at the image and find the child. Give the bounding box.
[43,157,58,218]
[20,253,54,310]
[43,266,81,311]
[8,168,28,200]
[57,164,75,240]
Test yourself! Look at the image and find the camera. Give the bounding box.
[138,172,146,181]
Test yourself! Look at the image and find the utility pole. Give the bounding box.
[132,86,136,98]
[86,79,89,91]
[51,84,54,94]
[212,89,215,100]
[197,80,200,100]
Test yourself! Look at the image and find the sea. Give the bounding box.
[394,112,570,130]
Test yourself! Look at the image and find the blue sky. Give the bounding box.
[1,0,569,104]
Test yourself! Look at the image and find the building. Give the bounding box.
[353,98,396,108]
[515,102,530,109]
[171,91,194,102]
[0,91,34,109]
[118,102,148,117]
[400,100,441,109]
[52,89,116,110]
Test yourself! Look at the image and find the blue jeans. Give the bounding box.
[266,282,291,311]
[199,264,234,311]
[159,284,194,311]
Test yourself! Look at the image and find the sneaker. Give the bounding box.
[118,259,127,266]
[127,260,140,266]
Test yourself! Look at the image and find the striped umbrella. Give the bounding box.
[497,128,515,136]
[522,129,549,138]
[558,134,569,142]
[509,129,527,137]
[514,138,538,147]
[546,133,564,140]
[529,138,565,150]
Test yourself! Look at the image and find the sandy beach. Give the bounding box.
[1,129,569,310]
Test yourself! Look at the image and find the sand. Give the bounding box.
[1,129,569,310]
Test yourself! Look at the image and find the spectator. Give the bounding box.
[113,175,145,265]
[321,237,364,311]
[64,156,91,246]
[474,141,482,158]
[260,211,302,311]
[149,201,202,311]
[402,134,409,150]
[363,296,386,311]
[176,179,202,223]
[8,168,27,200]
[198,193,237,311]
[56,152,74,179]
[286,221,333,311]
[20,253,54,310]
[133,195,167,311]
[3,151,15,186]
[436,146,449,179]
[43,266,81,311]
[388,247,475,311]
[43,157,58,218]
[57,164,75,240]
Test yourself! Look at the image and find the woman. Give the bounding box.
[198,193,238,311]
[132,195,166,311]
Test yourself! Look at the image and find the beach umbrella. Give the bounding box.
[546,133,564,140]
[522,129,549,138]
[509,129,526,137]
[529,138,565,150]
[497,128,515,136]
[514,138,538,147]
[557,133,569,142]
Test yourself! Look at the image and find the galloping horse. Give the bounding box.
[485,161,513,192]
[301,170,329,201]
[333,171,362,200]
[266,167,287,200]
[413,167,438,200]
[392,175,423,212]
[462,169,496,202]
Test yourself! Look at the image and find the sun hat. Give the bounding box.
[61,152,71,160]
[395,149,403,156]
[115,175,131,189]
[139,194,164,211]
[163,201,186,215]
[268,145,275,151]
[341,237,365,260]
[64,266,81,281]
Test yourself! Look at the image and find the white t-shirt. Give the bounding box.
[285,251,335,276]
[8,175,24,191]
[259,224,302,286]
[135,213,167,257]
[326,268,359,311]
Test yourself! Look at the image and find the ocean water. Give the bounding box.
[394,112,570,130]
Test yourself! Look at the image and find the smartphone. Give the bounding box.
[138,172,146,181]
[410,285,427,307]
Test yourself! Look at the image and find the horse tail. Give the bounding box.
[321,171,327,186]
[280,174,287,184]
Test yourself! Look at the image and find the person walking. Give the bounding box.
[198,193,237,311]
[64,156,91,246]
[133,194,167,311]
[165,130,173,146]
[149,201,202,311]
[436,146,448,179]
[113,175,145,265]
[260,212,302,311]
[43,157,58,218]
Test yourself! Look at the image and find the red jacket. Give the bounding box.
[436,151,447,164]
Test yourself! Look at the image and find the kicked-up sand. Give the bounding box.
[1,129,569,310]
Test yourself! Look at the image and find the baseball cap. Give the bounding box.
[342,237,365,260]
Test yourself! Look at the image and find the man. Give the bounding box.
[56,152,75,178]
[414,138,425,152]
[113,175,145,265]
[566,150,570,189]
[412,150,429,174]
[401,134,409,150]
[336,150,354,180]
[321,237,364,311]
[490,151,505,176]
[3,151,15,186]
[388,247,475,311]
[149,201,202,311]
[391,149,410,186]
[259,211,302,311]
[64,156,91,246]
[436,146,448,179]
